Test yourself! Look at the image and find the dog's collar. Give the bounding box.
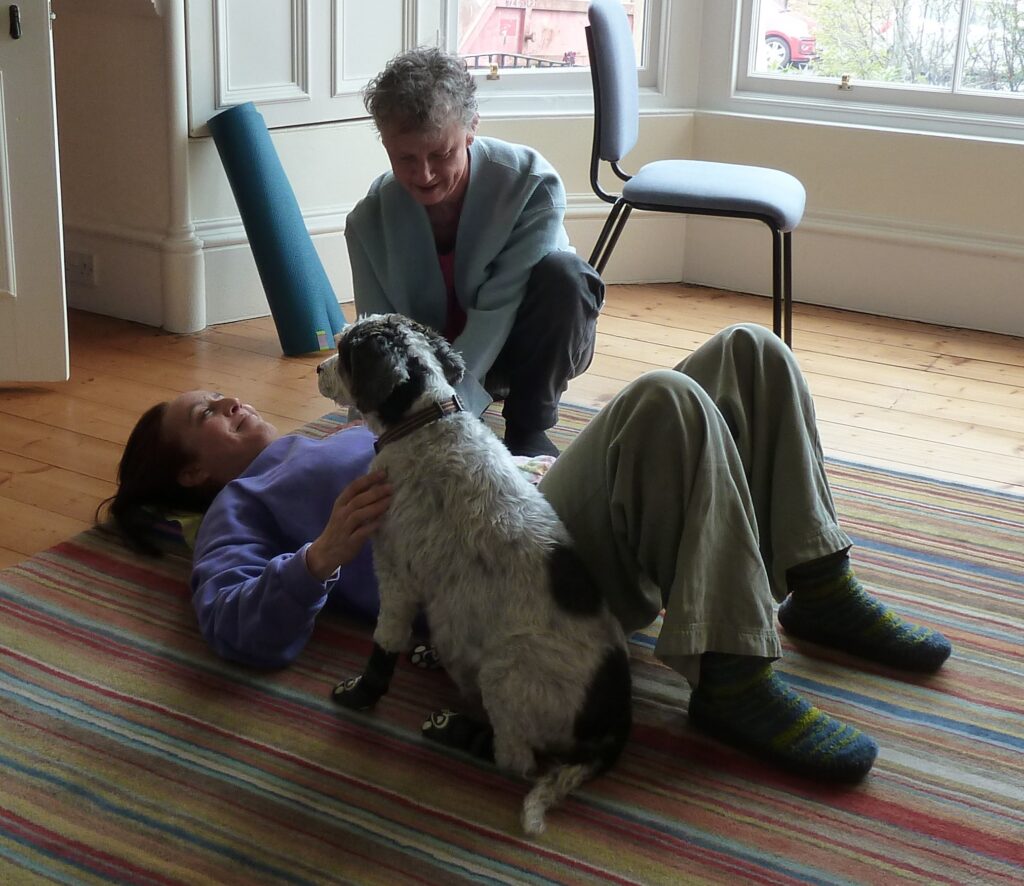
[374,395,465,453]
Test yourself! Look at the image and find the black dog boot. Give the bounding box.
[422,710,495,761]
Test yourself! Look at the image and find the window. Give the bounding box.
[446,0,676,111]
[186,0,683,132]
[455,0,649,70]
[730,1,1024,138]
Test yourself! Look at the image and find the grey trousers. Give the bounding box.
[486,250,605,431]
[539,324,851,684]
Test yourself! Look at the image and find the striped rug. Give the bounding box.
[1,404,1021,884]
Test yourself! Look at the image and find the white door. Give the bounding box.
[0,0,68,381]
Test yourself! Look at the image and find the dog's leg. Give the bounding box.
[409,643,442,670]
[371,564,420,652]
[331,642,399,710]
[333,568,419,710]
[491,727,538,778]
[421,710,495,761]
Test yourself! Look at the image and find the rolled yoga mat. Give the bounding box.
[207,102,346,355]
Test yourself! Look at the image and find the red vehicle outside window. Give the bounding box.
[762,4,818,68]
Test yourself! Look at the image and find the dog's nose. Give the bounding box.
[316,364,323,374]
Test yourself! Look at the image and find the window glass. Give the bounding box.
[750,0,1024,97]
[753,0,821,74]
[961,0,1024,93]
[457,0,649,71]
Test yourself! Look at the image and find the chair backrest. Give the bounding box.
[587,0,640,163]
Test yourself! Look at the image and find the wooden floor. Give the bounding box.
[1,283,1022,569]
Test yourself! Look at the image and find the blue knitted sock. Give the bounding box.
[688,653,877,782]
[780,563,951,672]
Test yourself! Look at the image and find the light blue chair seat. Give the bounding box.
[623,160,805,234]
[586,0,806,343]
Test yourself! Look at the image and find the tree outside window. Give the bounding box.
[752,0,1024,95]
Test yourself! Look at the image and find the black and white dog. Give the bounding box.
[317,314,631,836]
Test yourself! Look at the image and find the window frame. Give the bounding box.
[704,1,1024,143]
[443,0,690,116]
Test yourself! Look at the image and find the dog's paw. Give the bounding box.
[409,644,442,670]
[331,675,384,710]
[422,709,495,760]
[422,709,459,732]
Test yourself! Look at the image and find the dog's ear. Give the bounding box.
[412,322,465,386]
[434,335,466,386]
[347,332,410,414]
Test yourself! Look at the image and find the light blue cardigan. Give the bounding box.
[345,136,571,415]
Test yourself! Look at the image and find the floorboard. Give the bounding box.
[2,283,1021,564]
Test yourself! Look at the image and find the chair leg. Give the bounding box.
[589,201,625,270]
[590,201,632,275]
[599,205,632,274]
[771,227,783,341]
[783,231,793,347]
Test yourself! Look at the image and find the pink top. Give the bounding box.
[438,250,466,342]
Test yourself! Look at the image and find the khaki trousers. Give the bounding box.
[539,324,850,684]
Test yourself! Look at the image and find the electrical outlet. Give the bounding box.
[65,250,96,287]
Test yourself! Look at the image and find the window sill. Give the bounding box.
[475,81,691,119]
[723,88,1024,146]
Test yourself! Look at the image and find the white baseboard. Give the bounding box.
[685,211,1024,337]
[199,226,354,326]
[67,200,1024,339]
[63,221,165,327]
[196,197,689,324]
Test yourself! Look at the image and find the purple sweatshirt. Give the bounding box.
[190,426,379,668]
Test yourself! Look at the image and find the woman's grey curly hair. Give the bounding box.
[364,47,478,134]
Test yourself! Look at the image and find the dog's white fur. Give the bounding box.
[317,314,631,835]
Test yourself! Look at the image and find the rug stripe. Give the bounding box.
[1,404,1020,884]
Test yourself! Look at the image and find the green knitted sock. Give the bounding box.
[779,564,951,671]
[688,653,877,782]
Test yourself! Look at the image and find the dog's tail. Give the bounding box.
[521,762,594,836]
[521,646,632,836]
[520,728,627,836]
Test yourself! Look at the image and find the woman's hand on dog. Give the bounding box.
[305,471,392,581]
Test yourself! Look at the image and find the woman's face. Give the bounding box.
[380,116,477,209]
[163,391,279,490]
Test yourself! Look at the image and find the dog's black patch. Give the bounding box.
[374,355,427,425]
[547,544,604,616]
[341,320,426,420]
[571,646,632,773]
[339,314,465,420]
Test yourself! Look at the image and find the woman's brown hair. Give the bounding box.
[97,402,218,554]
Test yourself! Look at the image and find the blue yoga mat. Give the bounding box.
[208,102,346,355]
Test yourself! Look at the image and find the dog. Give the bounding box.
[316,313,631,836]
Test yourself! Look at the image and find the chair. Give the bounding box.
[585,0,806,345]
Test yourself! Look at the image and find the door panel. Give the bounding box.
[0,0,68,381]
[187,0,419,134]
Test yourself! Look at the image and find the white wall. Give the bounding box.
[686,115,1024,336]
[187,118,383,324]
[52,0,1024,338]
[189,112,696,324]
[53,0,170,326]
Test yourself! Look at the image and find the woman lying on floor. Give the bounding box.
[100,323,952,784]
